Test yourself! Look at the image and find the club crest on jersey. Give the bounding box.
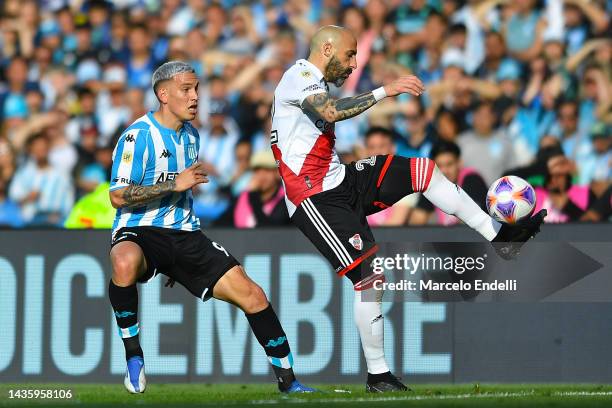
[349,234,363,251]
[301,70,311,78]
[187,144,197,159]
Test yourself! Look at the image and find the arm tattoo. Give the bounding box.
[121,179,176,208]
[302,91,377,122]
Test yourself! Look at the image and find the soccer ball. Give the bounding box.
[486,176,536,224]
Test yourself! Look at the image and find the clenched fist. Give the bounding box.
[173,162,209,192]
[384,75,426,97]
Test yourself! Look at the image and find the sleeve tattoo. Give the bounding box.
[121,179,176,208]
[302,91,377,122]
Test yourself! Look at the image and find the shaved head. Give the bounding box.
[310,25,353,53]
[308,25,357,87]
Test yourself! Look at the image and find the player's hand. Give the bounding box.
[384,75,425,97]
[174,162,209,192]
[23,190,40,203]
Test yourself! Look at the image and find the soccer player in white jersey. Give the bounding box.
[271,26,546,392]
[108,61,313,394]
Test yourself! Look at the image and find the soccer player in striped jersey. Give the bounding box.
[271,26,546,393]
[108,61,313,394]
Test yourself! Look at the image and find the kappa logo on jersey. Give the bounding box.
[160,149,173,158]
[156,172,179,183]
[349,234,363,250]
[125,134,135,142]
[355,156,376,171]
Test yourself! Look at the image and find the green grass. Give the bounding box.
[2,384,612,407]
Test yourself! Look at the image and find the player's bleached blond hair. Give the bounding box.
[151,61,195,93]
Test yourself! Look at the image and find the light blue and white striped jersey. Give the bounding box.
[110,112,201,238]
[8,162,74,222]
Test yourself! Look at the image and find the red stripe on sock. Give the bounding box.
[337,245,379,277]
[422,158,434,191]
[354,273,386,291]
[410,158,418,192]
[376,154,394,188]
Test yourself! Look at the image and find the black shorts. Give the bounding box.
[291,155,417,277]
[110,226,240,301]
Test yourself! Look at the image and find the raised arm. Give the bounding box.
[301,75,425,123]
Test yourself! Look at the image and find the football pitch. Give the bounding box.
[2,384,612,407]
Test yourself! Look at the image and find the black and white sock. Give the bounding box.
[109,280,143,361]
[246,303,295,391]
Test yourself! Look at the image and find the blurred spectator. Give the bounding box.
[0,0,609,227]
[8,133,74,226]
[0,168,22,227]
[0,137,15,184]
[581,185,612,222]
[96,63,130,144]
[457,100,517,185]
[194,98,239,223]
[217,150,289,228]
[229,139,253,197]
[122,24,160,90]
[582,122,611,193]
[64,181,114,229]
[410,140,488,225]
[534,154,590,223]
[395,98,434,158]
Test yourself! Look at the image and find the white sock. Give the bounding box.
[354,287,389,374]
[423,165,501,241]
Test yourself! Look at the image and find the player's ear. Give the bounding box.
[323,41,333,59]
[157,85,169,104]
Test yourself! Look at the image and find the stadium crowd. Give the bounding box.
[0,0,610,228]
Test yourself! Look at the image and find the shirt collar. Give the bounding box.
[296,59,325,83]
[147,111,189,144]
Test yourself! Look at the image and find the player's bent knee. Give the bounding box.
[110,243,145,286]
[243,283,269,314]
[409,157,435,192]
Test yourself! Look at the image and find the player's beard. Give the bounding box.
[325,56,352,87]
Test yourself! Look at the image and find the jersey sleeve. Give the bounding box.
[291,69,327,107]
[110,129,148,191]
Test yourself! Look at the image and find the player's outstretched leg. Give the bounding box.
[109,241,147,394]
[379,157,545,259]
[408,158,546,259]
[212,265,316,393]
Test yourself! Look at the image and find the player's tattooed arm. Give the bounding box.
[301,91,377,123]
[120,180,176,208]
[109,162,208,209]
